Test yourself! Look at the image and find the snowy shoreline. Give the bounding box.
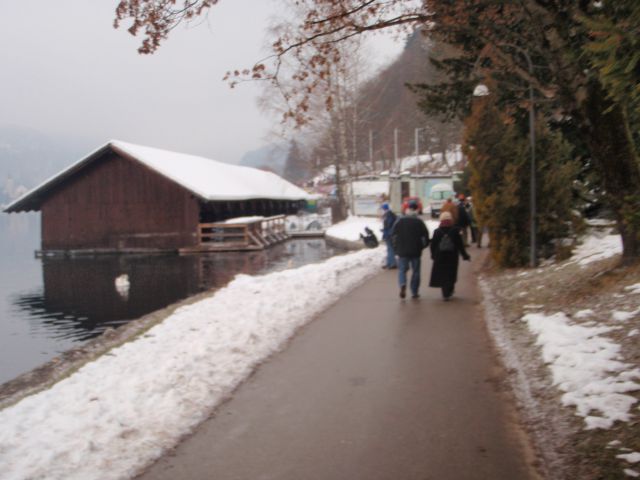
[0,224,384,480]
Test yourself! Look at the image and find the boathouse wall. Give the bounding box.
[41,152,200,251]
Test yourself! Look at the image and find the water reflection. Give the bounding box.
[12,239,340,344]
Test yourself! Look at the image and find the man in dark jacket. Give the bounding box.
[456,193,471,246]
[390,200,430,299]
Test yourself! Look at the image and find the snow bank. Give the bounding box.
[624,283,640,295]
[523,312,640,430]
[0,248,382,480]
[618,452,640,464]
[325,215,383,242]
[324,215,439,244]
[571,231,622,266]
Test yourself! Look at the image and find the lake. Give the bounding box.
[0,213,342,384]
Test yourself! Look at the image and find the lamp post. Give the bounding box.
[473,48,536,268]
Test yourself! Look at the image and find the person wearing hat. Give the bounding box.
[456,193,471,247]
[390,199,430,299]
[464,196,478,244]
[380,202,398,269]
[440,196,458,225]
[429,210,470,300]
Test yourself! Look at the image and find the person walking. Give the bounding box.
[456,194,471,247]
[440,197,458,225]
[390,200,430,299]
[381,203,398,269]
[429,211,470,300]
[465,196,478,245]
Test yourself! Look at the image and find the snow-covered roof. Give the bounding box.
[4,140,311,213]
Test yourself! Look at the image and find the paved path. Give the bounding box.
[138,251,539,480]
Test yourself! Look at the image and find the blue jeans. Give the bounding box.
[384,238,397,267]
[398,256,421,295]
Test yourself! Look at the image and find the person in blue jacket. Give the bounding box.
[381,202,398,269]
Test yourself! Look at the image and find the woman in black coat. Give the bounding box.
[429,211,470,300]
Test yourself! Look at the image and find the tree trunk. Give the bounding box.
[583,82,640,263]
[330,117,348,224]
[333,161,348,223]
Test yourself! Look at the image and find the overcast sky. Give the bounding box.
[0,1,403,164]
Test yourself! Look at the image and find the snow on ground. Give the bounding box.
[570,229,622,266]
[618,452,640,464]
[522,312,640,430]
[325,215,383,242]
[483,227,640,478]
[0,217,386,480]
[324,214,439,243]
[519,230,639,432]
[613,309,640,322]
[625,283,640,295]
[575,309,594,318]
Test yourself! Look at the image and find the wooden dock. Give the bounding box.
[289,231,326,238]
[179,215,289,254]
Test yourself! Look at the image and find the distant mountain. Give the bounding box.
[238,143,288,176]
[0,126,92,206]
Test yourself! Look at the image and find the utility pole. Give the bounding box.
[369,130,374,172]
[394,128,398,172]
[414,127,425,175]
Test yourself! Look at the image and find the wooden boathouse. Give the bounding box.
[3,140,312,254]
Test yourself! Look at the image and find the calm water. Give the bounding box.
[0,213,342,384]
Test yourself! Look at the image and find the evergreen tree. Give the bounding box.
[414,1,640,264]
[282,139,309,185]
[465,90,580,267]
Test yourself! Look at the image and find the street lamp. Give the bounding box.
[473,48,537,267]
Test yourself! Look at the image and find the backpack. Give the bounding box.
[439,232,455,252]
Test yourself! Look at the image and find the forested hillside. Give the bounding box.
[301,29,462,184]
[354,30,460,167]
